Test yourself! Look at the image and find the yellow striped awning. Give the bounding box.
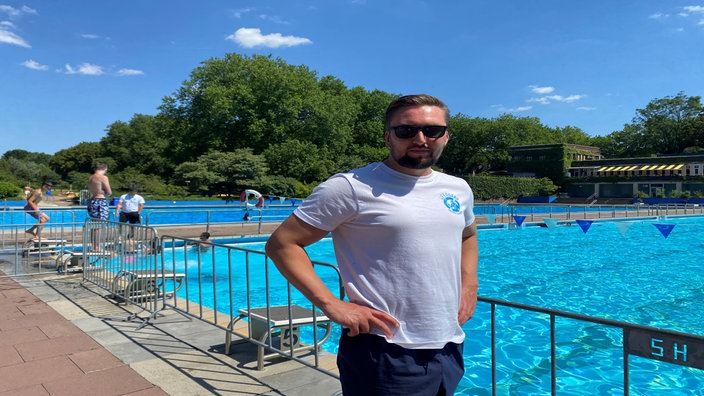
[656,165,667,170]
[604,166,615,171]
[611,166,622,171]
[627,165,638,171]
[665,164,675,170]
[639,165,650,170]
[597,166,608,171]
[673,164,685,170]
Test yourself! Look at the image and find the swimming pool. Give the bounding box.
[165,215,704,395]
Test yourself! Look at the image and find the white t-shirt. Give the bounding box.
[294,162,475,348]
[118,193,145,213]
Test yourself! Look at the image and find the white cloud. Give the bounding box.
[21,59,48,70]
[492,104,532,113]
[683,5,704,13]
[63,63,104,75]
[576,106,596,111]
[0,5,37,18]
[649,12,669,20]
[116,68,144,76]
[0,28,29,47]
[529,94,584,104]
[226,27,312,48]
[233,8,253,18]
[82,33,99,39]
[530,85,555,94]
[258,14,289,24]
[509,106,532,112]
[528,97,550,105]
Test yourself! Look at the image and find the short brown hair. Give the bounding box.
[384,94,450,129]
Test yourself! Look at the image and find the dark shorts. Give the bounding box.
[24,203,45,220]
[337,330,464,396]
[119,212,141,224]
[87,198,109,220]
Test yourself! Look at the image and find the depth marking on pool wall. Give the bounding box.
[626,328,704,370]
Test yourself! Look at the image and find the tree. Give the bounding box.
[173,149,268,195]
[50,142,103,179]
[158,54,322,163]
[100,114,170,176]
[628,92,704,155]
[263,139,335,183]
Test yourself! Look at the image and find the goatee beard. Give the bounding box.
[396,154,439,170]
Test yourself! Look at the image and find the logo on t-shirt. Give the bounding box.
[441,193,461,214]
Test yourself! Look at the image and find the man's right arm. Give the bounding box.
[265,215,398,337]
[102,176,112,196]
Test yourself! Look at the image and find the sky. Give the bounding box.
[2,1,704,156]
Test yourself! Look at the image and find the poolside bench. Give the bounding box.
[225,305,332,370]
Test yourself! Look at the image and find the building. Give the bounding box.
[567,153,704,199]
[508,143,602,182]
[508,144,704,199]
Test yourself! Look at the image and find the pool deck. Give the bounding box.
[0,272,342,395]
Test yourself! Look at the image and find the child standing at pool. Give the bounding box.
[24,182,53,239]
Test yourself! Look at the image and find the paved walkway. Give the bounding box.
[0,273,341,396]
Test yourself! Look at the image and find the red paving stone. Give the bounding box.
[0,277,167,396]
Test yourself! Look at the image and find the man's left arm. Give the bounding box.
[458,221,478,325]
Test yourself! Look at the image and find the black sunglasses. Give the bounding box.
[390,125,448,139]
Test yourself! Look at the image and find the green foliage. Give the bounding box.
[256,175,299,198]
[0,181,21,199]
[594,92,704,157]
[50,142,103,178]
[100,114,171,177]
[294,181,318,198]
[2,150,60,186]
[173,149,268,195]
[466,176,558,200]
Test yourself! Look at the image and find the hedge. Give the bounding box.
[464,176,558,200]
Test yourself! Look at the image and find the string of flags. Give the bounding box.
[486,215,677,239]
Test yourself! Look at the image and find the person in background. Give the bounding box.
[265,94,478,395]
[24,181,53,239]
[86,162,112,251]
[196,231,212,252]
[116,185,145,224]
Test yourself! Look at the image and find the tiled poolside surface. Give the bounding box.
[0,273,341,395]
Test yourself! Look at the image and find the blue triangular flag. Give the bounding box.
[575,219,593,233]
[653,223,675,238]
[513,215,526,227]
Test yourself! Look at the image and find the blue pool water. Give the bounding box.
[166,215,704,395]
[2,201,648,229]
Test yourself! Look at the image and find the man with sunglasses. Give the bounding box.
[266,94,478,395]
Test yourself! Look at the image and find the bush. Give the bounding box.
[465,176,558,200]
[0,181,21,199]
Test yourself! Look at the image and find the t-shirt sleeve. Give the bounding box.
[293,175,358,232]
[465,184,476,227]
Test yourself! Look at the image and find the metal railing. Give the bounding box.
[482,204,704,225]
[477,297,704,395]
[78,219,166,326]
[158,234,344,375]
[0,209,80,277]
